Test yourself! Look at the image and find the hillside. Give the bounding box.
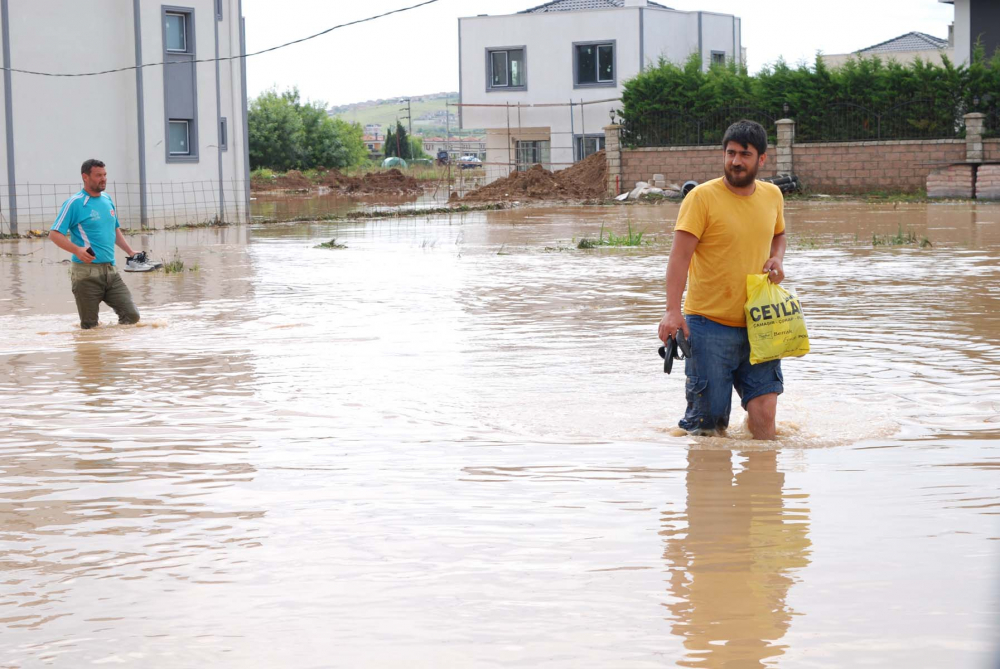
[330,93,461,134]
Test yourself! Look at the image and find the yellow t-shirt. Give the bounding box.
[674,178,785,327]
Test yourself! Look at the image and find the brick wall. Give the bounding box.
[976,164,1000,200]
[793,139,965,193]
[618,139,965,194]
[620,146,776,191]
[986,139,1000,163]
[927,164,975,198]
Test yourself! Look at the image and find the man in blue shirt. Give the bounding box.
[49,159,140,329]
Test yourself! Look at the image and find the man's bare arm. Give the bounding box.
[114,228,135,257]
[49,230,94,263]
[763,232,786,283]
[658,230,700,341]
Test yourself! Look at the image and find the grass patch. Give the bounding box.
[315,238,347,249]
[164,256,185,273]
[872,224,931,247]
[577,221,648,249]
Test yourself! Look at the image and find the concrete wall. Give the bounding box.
[641,10,739,69]
[953,0,971,65]
[0,0,246,231]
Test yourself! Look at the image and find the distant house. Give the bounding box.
[363,135,385,160]
[458,0,742,180]
[822,32,952,68]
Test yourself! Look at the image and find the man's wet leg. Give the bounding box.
[747,393,778,440]
[105,271,140,325]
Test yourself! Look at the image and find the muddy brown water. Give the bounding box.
[1,200,998,667]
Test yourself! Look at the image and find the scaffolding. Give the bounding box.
[443,97,620,197]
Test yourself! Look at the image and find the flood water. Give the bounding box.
[1,199,999,667]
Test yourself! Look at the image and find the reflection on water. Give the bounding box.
[0,201,998,666]
[663,450,810,668]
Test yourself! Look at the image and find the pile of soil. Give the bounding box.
[456,150,607,202]
[317,168,421,195]
[250,169,313,191]
[251,168,422,195]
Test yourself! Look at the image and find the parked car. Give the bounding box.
[458,155,483,169]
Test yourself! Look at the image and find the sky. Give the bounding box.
[243,0,956,107]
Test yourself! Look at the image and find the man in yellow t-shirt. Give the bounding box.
[657,120,787,439]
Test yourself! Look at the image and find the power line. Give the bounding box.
[0,0,440,78]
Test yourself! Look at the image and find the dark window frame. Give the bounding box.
[164,11,190,53]
[220,117,228,151]
[162,5,199,163]
[168,119,192,155]
[485,46,527,92]
[573,40,616,89]
[574,134,606,161]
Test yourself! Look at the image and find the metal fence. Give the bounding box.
[984,105,1000,139]
[620,98,967,148]
[620,103,780,149]
[0,180,250,236]
[795,99,963,143]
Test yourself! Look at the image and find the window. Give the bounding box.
[165,12,187,52]
[575,41,615,87]
[163,7,198,162]
[515,140,550,171]
[169,120,191,155]
[711,51,726,66]
[487,47,526,90]
[220,117,228,151]
[575,135,606,161]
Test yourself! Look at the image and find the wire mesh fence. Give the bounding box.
[0,180,250,236]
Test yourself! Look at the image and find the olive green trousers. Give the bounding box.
[70,263,140,329]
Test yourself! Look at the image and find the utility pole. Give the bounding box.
[399,97,412,136]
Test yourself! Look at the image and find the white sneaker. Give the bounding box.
[125,251,162,272]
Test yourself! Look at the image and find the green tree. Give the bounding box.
[384,120,412,159]
[249,87,367,171]
[248,88,303,171]
[408,136,428,159]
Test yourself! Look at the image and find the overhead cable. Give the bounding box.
[0,0,440,78]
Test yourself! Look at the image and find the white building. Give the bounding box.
[939,0,999,66]
[0,0,249,234]
[458,0,742,180]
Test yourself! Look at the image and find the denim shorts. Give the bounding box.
[679,314,783,433]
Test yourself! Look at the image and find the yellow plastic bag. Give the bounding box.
[744,273,810,365]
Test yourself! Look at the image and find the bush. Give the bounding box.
[619,46,1000,143]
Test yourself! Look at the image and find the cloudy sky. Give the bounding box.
[243,0,956,107]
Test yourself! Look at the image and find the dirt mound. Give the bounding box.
[318,168,421,195]
[556,150,608,200]
[456,150,607,203]
[270,170,312,190]
[251,168,422,195]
